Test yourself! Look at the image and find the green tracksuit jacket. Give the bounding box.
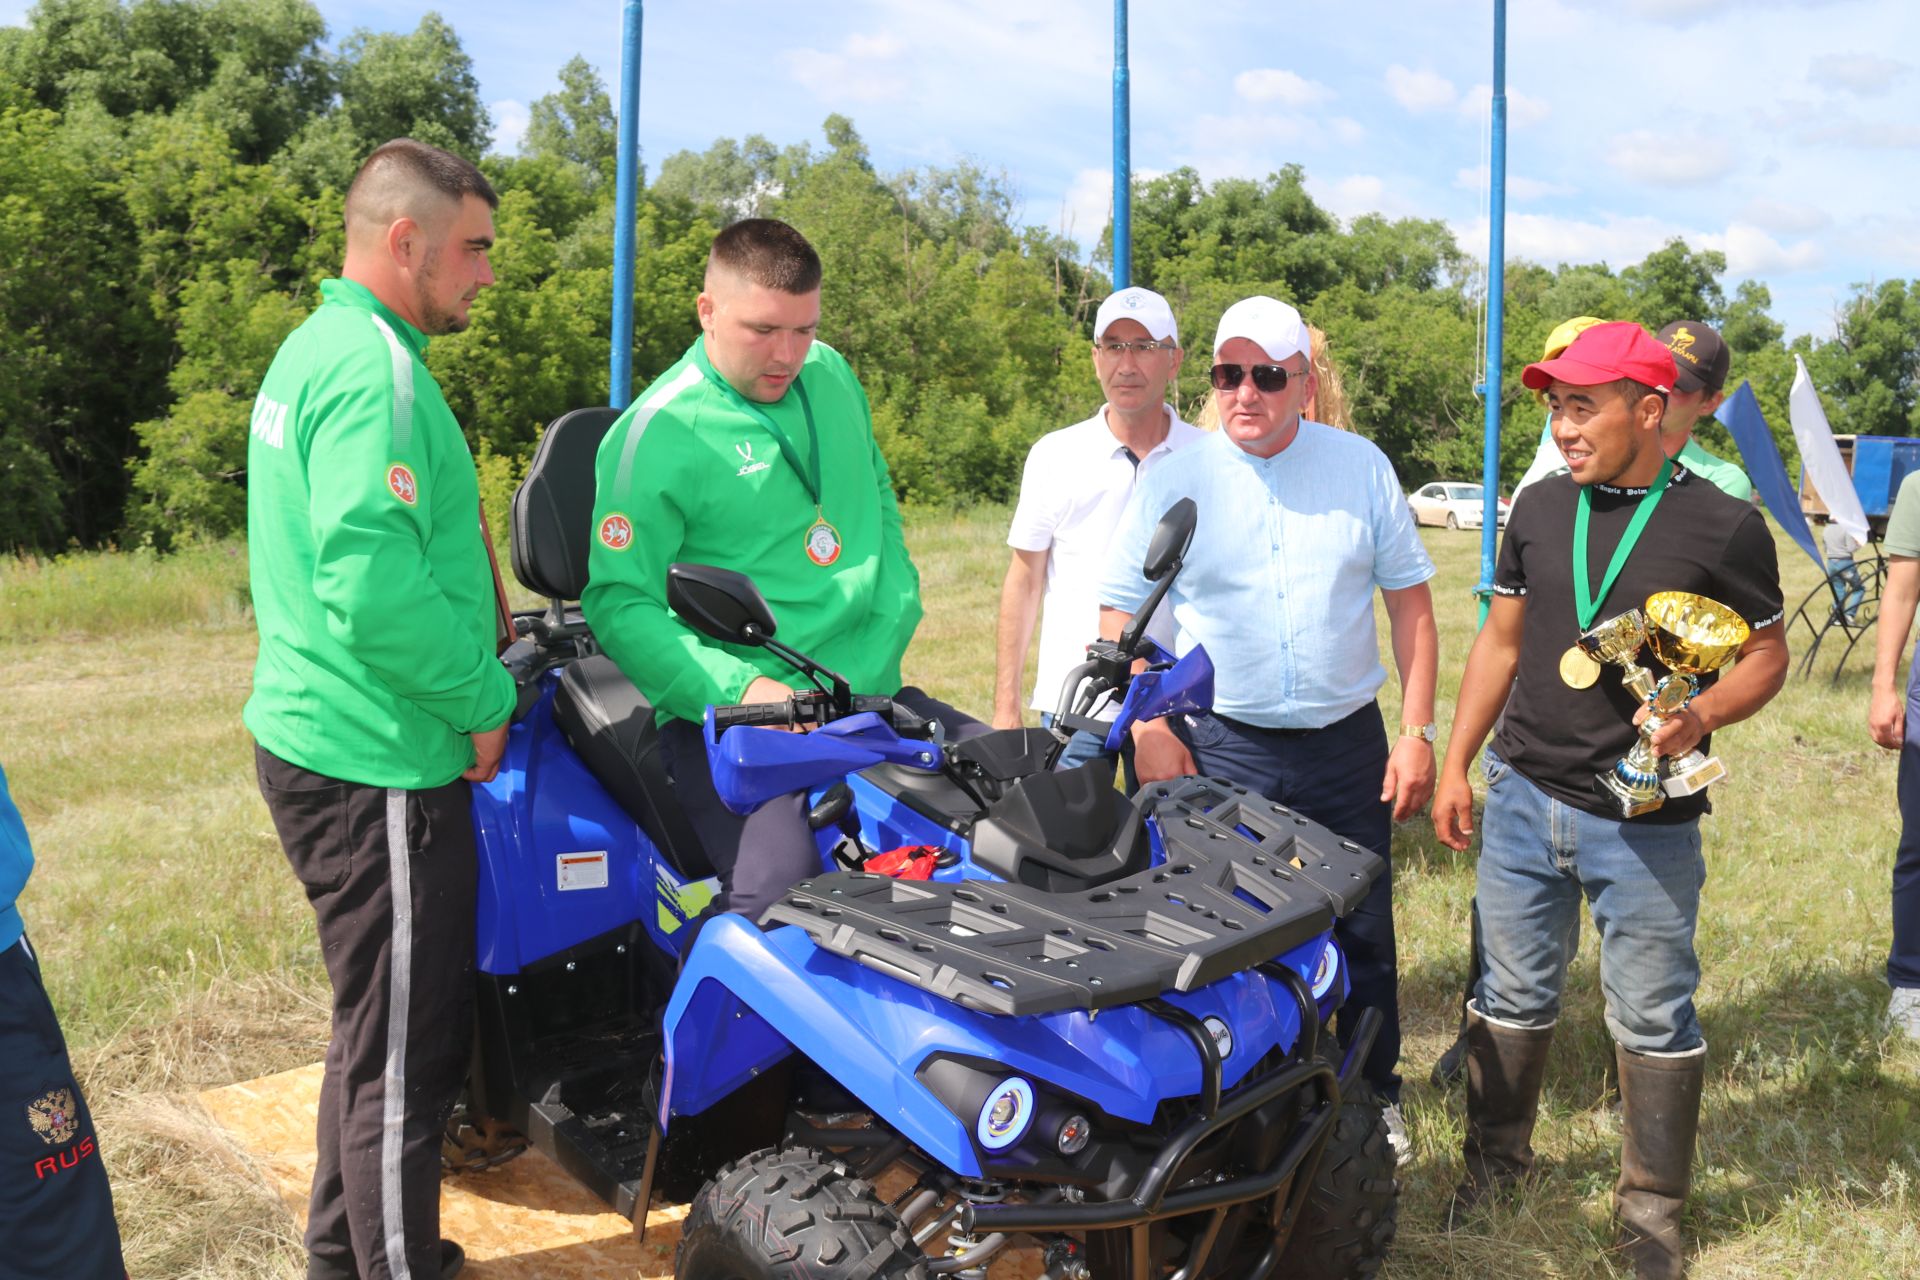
[582,337,922,725]
[243,278,516,789]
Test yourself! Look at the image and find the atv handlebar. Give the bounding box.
[710,691,925,735]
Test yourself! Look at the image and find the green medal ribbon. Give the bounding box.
[1573,456,1673,630]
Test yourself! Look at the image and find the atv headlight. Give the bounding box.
[977,1077,1035,1150]
[1311,939,1341,1000]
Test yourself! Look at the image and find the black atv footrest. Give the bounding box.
[760,776,1383,1017]
[511,1023,660,1218]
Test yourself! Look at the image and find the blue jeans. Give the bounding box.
[1042,713,1138,794]
[1475,749,1706,1054]
[1893,643,1920,990]
[1827,556,1865,622]
[1175,705,1401,1099]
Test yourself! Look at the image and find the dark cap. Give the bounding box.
[1521,321,1678,395]
[1655,321,1729,395]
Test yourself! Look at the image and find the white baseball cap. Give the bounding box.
[1213,295,1311,363]
[1094,287,1179,344]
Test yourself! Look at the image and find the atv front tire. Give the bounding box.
[1274,1078,1398,1278]
[675,1146,929,1280]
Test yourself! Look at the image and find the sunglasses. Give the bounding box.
[1210,362,1304,393]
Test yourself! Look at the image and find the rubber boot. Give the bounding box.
[1430,900,1483,1087]
[1446,1002,1554,1226]
[1614,1043,1705,1280]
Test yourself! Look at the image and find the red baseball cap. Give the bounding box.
[1521,321,1677,395]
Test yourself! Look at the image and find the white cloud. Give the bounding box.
[1810,52,1909,94]
[1056,166,1167,250]
[1329,116,1366,146]
[490,99,529,154]
[1798,119,1920,148]
[1453,165,1576,201]
[1060,168,1114,245]
[1615,0,1850,26]
[1452,211,1696,268]
[1839,214,1920,270]
[1605,129,1736,185]
[1385,65,1456,113]
[1305,173,1425,221]
[1456,83,1551,128]
[1737,198,1831,235]
[1189,112,1309,147]
[1715,223,1824,275]
[845,32,904,59]
[783,32,910,104]
[1234,68,1335,107]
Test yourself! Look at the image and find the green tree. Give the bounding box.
[0,90,168,548]
[521,54,616,191]
[1620,238,1726,329]
[654,132,807,220]
[1722,279,1784,355]
[1803,279,1920,438]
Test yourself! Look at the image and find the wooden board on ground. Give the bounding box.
[197,1062,1040,1278]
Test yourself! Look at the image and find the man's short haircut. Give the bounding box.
[708,218,823,294]
[344,138,498,234]
[1605,377,1668,410]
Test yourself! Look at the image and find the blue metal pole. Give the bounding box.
[1111,0,1131,290]
[610,0,643,409]
[1475,0,1507,621]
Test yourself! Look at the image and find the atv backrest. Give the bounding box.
[511,406,622,601]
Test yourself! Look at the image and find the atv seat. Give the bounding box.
[511,406,622,606]
[510,407,714,883]
[968,764,1150,893]
[552,655,714,881]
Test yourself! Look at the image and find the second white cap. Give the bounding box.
[1213,295,1311,363]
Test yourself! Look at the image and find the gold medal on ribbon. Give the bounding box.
[1558,644,1601,689]
[804,516,842,567]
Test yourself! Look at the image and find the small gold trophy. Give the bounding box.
[1596,591,1749,817]
[1572,608,1657,700]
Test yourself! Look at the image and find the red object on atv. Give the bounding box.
[863,846,940,879]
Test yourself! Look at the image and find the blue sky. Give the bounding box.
[7,0,1916,339]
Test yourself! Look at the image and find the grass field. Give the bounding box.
[4,510,1917,1279]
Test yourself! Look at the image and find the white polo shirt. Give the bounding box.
[1008,405,1203,717]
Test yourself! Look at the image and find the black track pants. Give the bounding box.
[0,936,126,1279]
[256,746,475,1280]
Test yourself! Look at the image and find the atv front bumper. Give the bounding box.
[961,998,1381,1279]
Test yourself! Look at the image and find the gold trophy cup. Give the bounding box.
[1596,591,1749,817]
[1575,607,1657,700]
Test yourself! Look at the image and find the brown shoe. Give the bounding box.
[1614,1043,1704,1280]
[1445,1002,1555,1227]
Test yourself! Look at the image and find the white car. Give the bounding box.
[1408,481,1510,530]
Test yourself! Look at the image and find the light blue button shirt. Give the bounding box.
[1099,425,1435,730]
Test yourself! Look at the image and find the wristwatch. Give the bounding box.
[1401,722,1437,743]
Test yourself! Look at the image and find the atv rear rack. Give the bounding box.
[760,776,1383,1017]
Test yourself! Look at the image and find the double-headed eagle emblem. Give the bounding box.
[28,1088,79,1145]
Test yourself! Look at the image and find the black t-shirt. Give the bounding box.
[1490,467,1784,823]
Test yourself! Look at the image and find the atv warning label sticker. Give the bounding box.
[556,851,609,892]
[387,463,418,505]
[598,512,633,551]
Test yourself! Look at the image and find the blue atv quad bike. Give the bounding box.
[454,408,1399,1279]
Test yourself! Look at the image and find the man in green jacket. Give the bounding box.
[585,218,969,924]
[246,138,514,1280]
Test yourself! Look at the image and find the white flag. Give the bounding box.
[1789,355,1870,544]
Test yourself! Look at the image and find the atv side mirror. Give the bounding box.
[1141,496,1197,583]
[1117,498,1198,656]
[667,563,778,645]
